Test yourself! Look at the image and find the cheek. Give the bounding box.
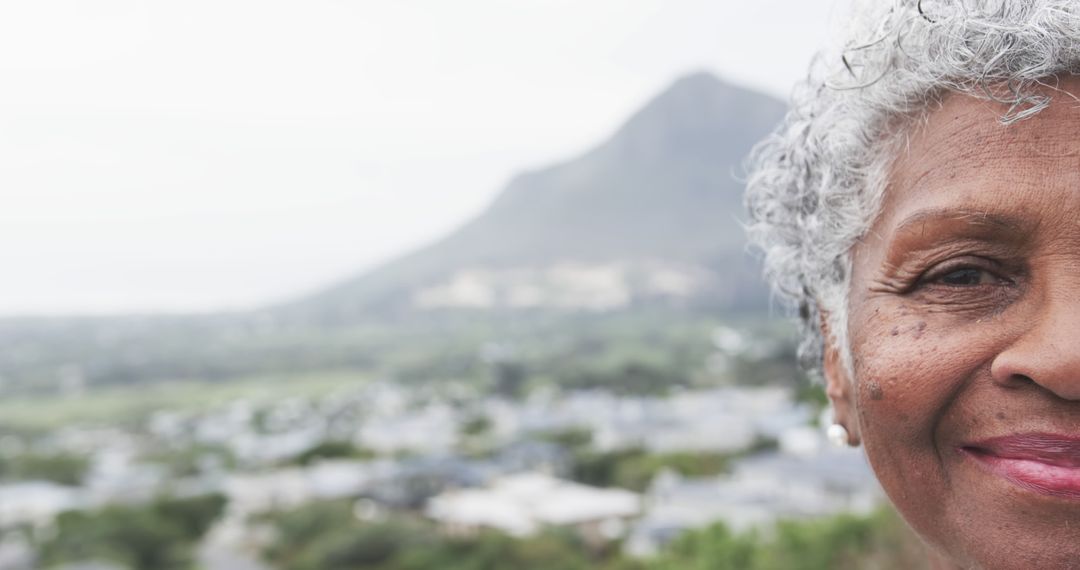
[847,308,996,494]
[853,334,947,480]
[850,306,1003,429]
[852,313,965,429]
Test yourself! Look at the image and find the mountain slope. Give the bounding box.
[283,72,786,323]
[0,73,789,393]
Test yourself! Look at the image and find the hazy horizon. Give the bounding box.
[1,0,850,316]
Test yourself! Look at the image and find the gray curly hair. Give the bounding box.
[745,0,1080,377]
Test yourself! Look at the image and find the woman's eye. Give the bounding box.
[936,267,989,286]
[908,257,1017,296]
[924,264,1006,287]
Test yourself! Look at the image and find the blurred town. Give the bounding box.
[0,322,894,570]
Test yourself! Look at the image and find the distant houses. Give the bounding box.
[0,382,885,569]
[425,473,641,545]
[625,428,881,557]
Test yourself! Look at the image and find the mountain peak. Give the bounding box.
[668,70,778,98]
[609,72,784,165]
[283,74,787,323]
[665,70,728,92]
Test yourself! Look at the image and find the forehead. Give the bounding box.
[880,82,1080,230]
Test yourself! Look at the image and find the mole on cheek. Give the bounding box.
[912,321,928,339]
[868,381,885,401]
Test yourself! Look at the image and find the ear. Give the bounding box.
[820,311,861,446]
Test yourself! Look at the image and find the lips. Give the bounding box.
[961,434,1080,500]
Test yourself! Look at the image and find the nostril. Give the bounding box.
[1013,374,1037,386]
[999,373,1038,390]
[1002,373,1080,402]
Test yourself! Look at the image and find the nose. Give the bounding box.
[991,293,1080,401]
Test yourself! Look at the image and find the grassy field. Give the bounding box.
[0,313,798,433]
[0,370,369,433]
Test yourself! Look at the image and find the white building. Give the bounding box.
[359,403,459,455]
[426,472,640,542]
[0,482,82,529]
[222,460,389,518]
[0,533,33,570]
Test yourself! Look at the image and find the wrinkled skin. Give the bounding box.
[825,81,1080,569]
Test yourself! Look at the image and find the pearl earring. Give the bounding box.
[827,423,851,447]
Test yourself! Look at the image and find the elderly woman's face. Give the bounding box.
[834,82,1080,568]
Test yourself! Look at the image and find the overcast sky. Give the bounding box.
[0,0,848,316]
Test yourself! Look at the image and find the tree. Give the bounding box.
[0,452,89,486]
[36,494,227,570]
[646,508,927,570]
[289,440,374,466]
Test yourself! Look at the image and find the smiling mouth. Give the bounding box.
[961,434,1080,500]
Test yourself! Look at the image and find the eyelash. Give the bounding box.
[915,257,1013,290]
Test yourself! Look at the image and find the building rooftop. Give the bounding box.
[426,472,640,537]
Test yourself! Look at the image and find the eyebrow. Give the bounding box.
[892,208,1031,238]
